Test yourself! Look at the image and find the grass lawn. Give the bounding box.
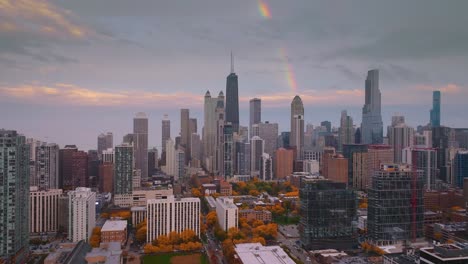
[142,253,208,264]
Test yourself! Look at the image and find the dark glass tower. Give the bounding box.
[361,69,383,144]
[430,91,441,127]
[225,53,239,133]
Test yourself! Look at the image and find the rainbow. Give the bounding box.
[258,0,272,19]
[280,48,298,93]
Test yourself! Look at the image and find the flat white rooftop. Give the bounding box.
[101,220,127,232]
[235,243,295,264]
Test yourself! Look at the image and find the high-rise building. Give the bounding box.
[258,122,279,157]
[97,132,113,156]
[402,147,438,190]
[368,164,424,245]
[366,145,394,190]
[454,150,468,188]
[279,132,290,149]
[225,53,239,133]
[275,148,294,180]
[249,98,261,139]
[361,69,383,144]
[342,144,368,188]
[88,150,100,188]
[235,141,250,175]
[35,142,59,190]
[326,154,348,185]
[290,96,305,158]
[354,128,361,144]
[299,177,356,250]
[215,197,238,232]
[161,114,171,154]
[339,110,354,151]
[215,93,226,174]
[223,124,234,179]
[68,187,96,242]
[387,122,414,163]
[180,109,190,163]
[432,126,453,182]
[190,118,197,134]
[391,115,405,127]
[29,187,62,235]
[146,195,200,242]
[321,121,331,133]
[203,91,224,172]
[190,133,202,167]
[59,145,77,190]
[26,138,41,187]
[134,112,148,181]
[99,162,113,193]
[102,148,114,163]
[0,130,30,263]
[164,139,176,177]
[430,91,441,127]
[260,153,273,181]
[175,149,185,182]
[250,136,264,177]
[72,150,88,188]
[114,143,133,195]
[148,147,158,177]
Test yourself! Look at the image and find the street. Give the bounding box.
[277,227,311,264]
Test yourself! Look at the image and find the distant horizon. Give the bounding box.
[1,0,468,150]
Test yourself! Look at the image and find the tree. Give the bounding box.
[206,211,218,227]
[192,188,202,197]
[136,226,147,243]
[89,227,102,247]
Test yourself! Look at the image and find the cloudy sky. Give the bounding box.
[1,0,467,150]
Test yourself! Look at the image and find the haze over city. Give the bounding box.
[1,0,468,150]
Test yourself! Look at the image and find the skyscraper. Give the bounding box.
[161,114,171,153]
[321,121,332,133]
[225,53,239,133]
[203,91,223,172]
[250,136,264,177]
[275,148,294,180]
[59,145,77,190]
[260,153,273,181]
[361,69,383,144]
[249,98,261,139]
[180,109,190,163]
[148,147,158,176]
[387,122,414,163]
[430,91,441,127]
[257,122,279,157]
[71,150,88,188]
[290,96,305,159]
[223,124,234,178]
[402,147,438,190]
[35,142,60,190]
[0,130,30,263]
[453,150,468,188]
[339,110,355,151]
[97,132,113,156]
[134,112,148,181]
[114,143,133,195]
[235,141,250,175]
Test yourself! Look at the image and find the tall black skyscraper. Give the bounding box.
[225,53,239,133]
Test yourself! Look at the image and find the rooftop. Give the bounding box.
[101,220,127,232]
[235,243,295,264]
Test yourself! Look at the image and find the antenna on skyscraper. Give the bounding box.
[231,51,234,73]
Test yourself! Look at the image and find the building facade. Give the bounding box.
[134,112,148,182]
[225,54,239,133]
[68,187,96,242]
[29,187,62,234]
[146,196,200,242]
[367,164,424,246]
[216,197,238,232]
[361,69,383,144]
[299,178,357,250]
[275,148,294,179]
[114,143,133,195]
[35,142,60,190]
[0,130,30,263]
[249,98,261,139]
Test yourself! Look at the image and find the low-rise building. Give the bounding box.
[85,242,122,264]
[44,241,91,264]
[234,243,295,264]
[420,243,468,263]
[114,188,173,207]
[219,181,232,196]
[101,220,127,245]
[239,209,272,222]
[201,183,217,195]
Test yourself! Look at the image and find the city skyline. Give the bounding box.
[1,0,468,150]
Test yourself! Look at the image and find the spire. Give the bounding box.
[230,51,234,73]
